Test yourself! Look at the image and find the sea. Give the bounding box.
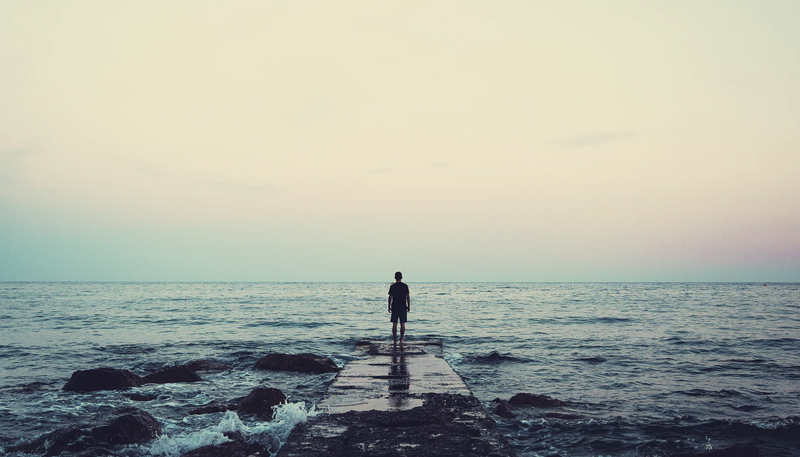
[0,282,798,457]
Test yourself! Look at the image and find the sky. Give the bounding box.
[1,1,798,282]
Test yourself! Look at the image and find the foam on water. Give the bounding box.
[145,402,312,457]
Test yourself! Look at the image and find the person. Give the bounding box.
[388,271,410,346]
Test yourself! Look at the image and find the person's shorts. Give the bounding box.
[391,308,407,323]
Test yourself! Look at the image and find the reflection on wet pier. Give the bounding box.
[277,339,516,457]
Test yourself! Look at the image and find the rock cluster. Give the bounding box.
[255,353,340,373]
[13,353,338,456]
[9,407,161,456]
[278,393,516,457]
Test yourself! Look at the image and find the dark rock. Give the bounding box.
[494,401,515,419]
[142,366,202,384]
[63,368,142,392]
[190,402,239,415]
[10,407,160,456]
[181,440,268,457]
[255,353,340,373]
[185,359,231,372]
[238,387,287,420]
[122,393,158,402]
[74,446,121,456]
[673,443,760,457]
[278,393,515,457]
[508,392,566,408]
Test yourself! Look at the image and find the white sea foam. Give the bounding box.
[145,401,312,457]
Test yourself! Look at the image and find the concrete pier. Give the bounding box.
[277,339,515,457]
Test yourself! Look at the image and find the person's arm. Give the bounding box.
[388,295,393,312]
[406,293,410,312]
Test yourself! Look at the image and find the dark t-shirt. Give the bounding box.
[388,282,409,308]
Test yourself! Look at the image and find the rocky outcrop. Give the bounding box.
[182,440,269,457]
[10,407,160,456]
[278,393,515,457]
[238,387,287,420]
[508,392,566,408]
[63,368,142,392]
[494,400,515,419]
[142,366,202,384]
[255,353,340,373]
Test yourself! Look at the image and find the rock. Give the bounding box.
[278,393,516,457]
[74,446,121,456]
[181,440,268,457]
[494,401,515,419]
[189,402,239,415]
[508,393,566,408]
[10,407,160,456]
[122,393,158,402]
[185,359,231,372]
[237,387,287,420]
[142,366,202,384]
[255,353,340,373]
[63,368,142,392]
[673,443,760,457]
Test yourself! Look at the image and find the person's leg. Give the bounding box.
[392,322,398,345]
[400,322,405,344]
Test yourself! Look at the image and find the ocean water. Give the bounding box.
[0,282,798,456]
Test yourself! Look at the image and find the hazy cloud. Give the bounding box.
[557,131,638,150]
[101,153,279,194]
[364,167,394,174]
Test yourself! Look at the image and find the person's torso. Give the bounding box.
[389,282,409,302]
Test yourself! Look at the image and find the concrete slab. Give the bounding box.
[277,339,515,457]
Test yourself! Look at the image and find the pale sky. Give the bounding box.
[1,1,798,281]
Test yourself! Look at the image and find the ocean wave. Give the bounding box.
[145,402,312,457]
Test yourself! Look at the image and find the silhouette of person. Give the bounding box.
[388,271,410,345]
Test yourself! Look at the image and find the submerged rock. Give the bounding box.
[508,392,566,408]
[494,400,515,419]
[142,366,202,384]
[255,353,340,373]
[189,402,240,415]
[63,367,142,392]
[10,407,160,456]
[238,387,287,420]
[185,359,232,372]
[122,392,158,402]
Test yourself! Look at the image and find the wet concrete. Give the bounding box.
[277,339,515,457]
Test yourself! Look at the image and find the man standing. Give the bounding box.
[388,271,410,346]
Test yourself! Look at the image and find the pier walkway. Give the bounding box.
[277,339,515,457]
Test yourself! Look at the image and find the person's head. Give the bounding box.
[395,271,403,281]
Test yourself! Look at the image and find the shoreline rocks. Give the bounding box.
[63,368,142,392]
[238,387,287,420]
[508,393,566,408]
[255,353,340,373]
[10,407,161,456]
[141,366,202,384]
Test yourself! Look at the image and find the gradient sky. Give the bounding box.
[1,1,798,282]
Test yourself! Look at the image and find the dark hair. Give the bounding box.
[395,271,403,280]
